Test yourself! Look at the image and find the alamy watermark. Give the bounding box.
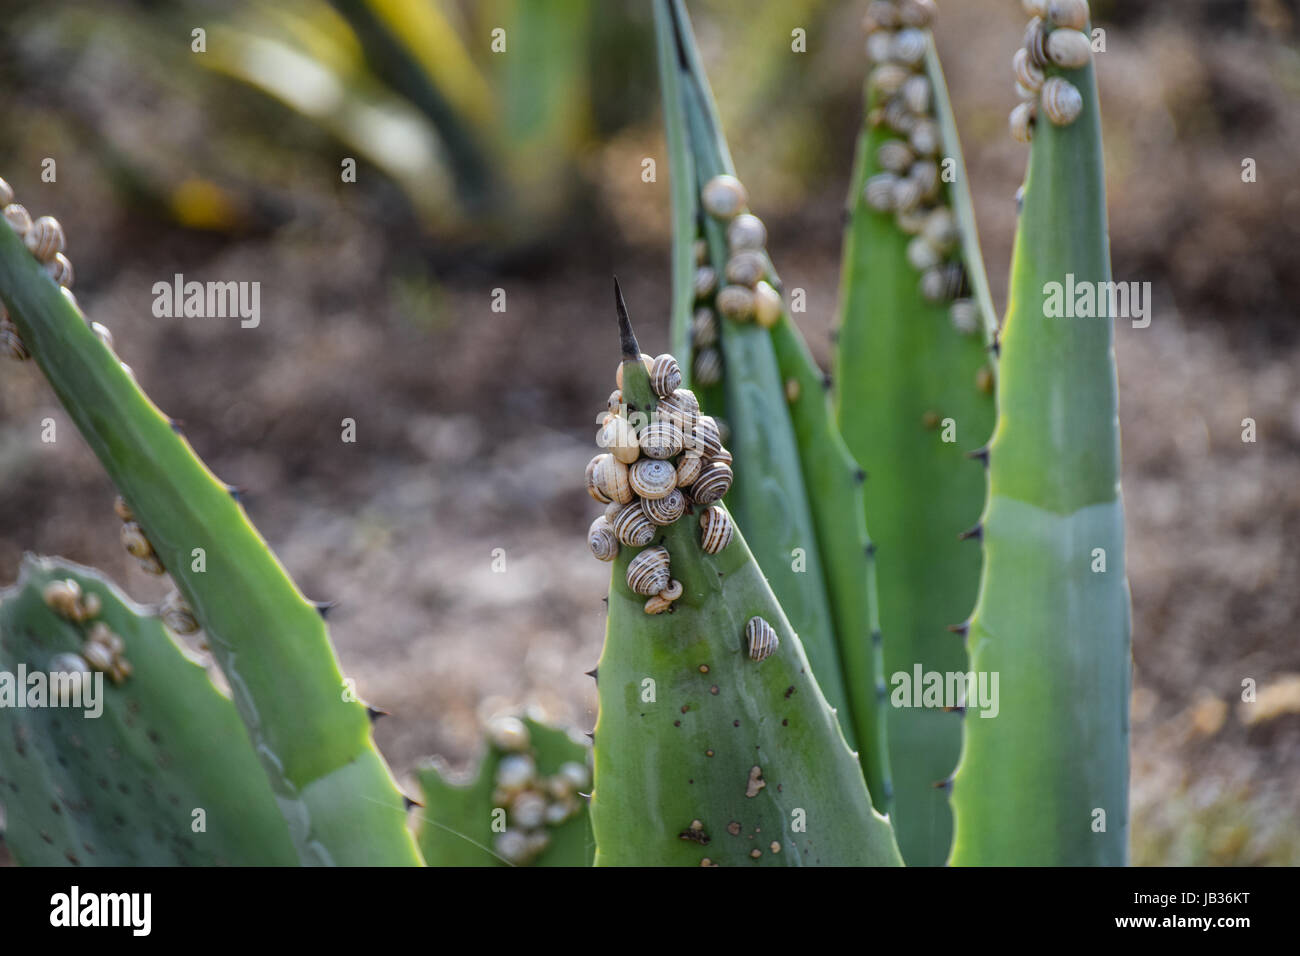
[890,665,1000,718]
[152,274,260,328]
[1043,274,1151,328]
[0,665,103,718]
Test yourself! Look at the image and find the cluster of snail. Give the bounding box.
[486,715,590,865]
[585,351,736,615]
[689,174,785,387]
[860,0,979,336]
[0,174,117,362]
[43,579,133,688]
[1010,0,1093,141]
[114,494,203,640]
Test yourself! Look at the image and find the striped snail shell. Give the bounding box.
[684,414,723,459]
[701,175,748,220]
[629,458,678,500]
[690,461,733,505]
[895,207,928,236]
[649,354,682,399]
[909,160,940,201]
[0,177,11,207]
[693,265,718,300]
[82,640,114,674]
[113,495,134,522]
[1,318,29,361]
[615,352,654,390]
[643,593,674,615]
[604,500,623,521]
[613,502,655,547]
[901,73,932,114]
[586,454,612,503]
[627,546,671,597]
[922,207,959,254]
[25,216,65,263]
[745,616,780,663]
[43,252,73,288]
[1013,46,1045,92]
[1010,101,1036,144]
[1015,81,1038,102]
[677,452,704,488]
[1047,0,1089,30]
[3,203,32,236]
[725,250,767,288]
[139,554,166,576]
[1041,76,1083,126]
[1047,29,1092,69]
[863,173,899,212]
[690,307,719,348]
[711,447,734,468]
[865,31,893,66]
[595,453,634,505]
[892,176,924,215]
[598,414,640,465]
[909,119,941,158]
[588,515,620,561]
[920,263,966,303]
[865,0,900,30]
[906,235,942,273]
[120,521,154,559]
[42,579,82,618]
[753,281,782,329]
[73,590,102,622]
[890,28,928,68]
[950,298,980,335]
[698,506,734,555]
[693,237,709,266]
[882,98,918,135]
[727,213,767,252]
[877,140,914,174]
[898,0,938,29]
[1023,17,1050,70]
[716,284,756,322]
[657,388,700,432]
[693,348,723,386]
[639,419,684,459]
[642,487,686,526]
[869,63,911,98]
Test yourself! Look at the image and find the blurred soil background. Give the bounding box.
[1,0,1298,864]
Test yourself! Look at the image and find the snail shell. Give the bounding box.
[909,119,941,158]
[899,0,938,29]
[607,389,623,415]
[121,521,154,559]
[629,458,678,500]
[901,74,932,114]
[49,652,89,676]
[727,213,767,252]
[711,447,734,468]
[3,203,32,236]
[586,454,612,503]
[642,487,686,526]
[890,28,928,68]
[865,31,893,65]
[693,237,709,266]
[909,159,940,200]
[161,589,201,633]
[892,176,924,215]
[113,495,134,522]
[604,500,623,521]
[684,414,723,459]
[877,140,914,174]
[869,63,911,98]
[701,175,748,219]
[1010,101,1036,143]
[657,388,700,433]
[693,348,723,386]
[496,753,537,791]
[489,715,532,753]
[0,177,11,207]
[1022,0,1048,15]
[615,352,654,390]
[1047,28,1092,69]
[598,415,640,465]
[139,554,166,576]
[1047,0,1090,30]
[922,207,959,254]
[1041,76,1083,126]
[640,419,684,459]
[690,461,733,505]
[627,546,671,597]
[659,578,684,602]
[649,354,682,399]
[906,235,942,273]
[588,515,620,561]
[595,454,634,505]
[725,250,768,288]
[691,307,719,348]
[1024,17,1050,70]
[613,502,655,547]
[25,216,65,263]
[644,593,674,615]
[920,263,966,303]
[716,284,756,322]
[950,298,980,334]
[745,616,780,663]
[1,320,29,361]
[1013,46,1045,92]
[43,252,74,288]
[88,621,124,656]
[698,506,734,555]
[82,640,114,674]
[753,281,783,329]
[694,265,718,300]
[74,591,102,622]
[42,579,82,618]
[865,0,900,30]
[882,98,918,135]
[895,207,928,236]
[677,452,704,488]
[864,173,899,212]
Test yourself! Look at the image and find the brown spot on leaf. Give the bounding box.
[745,765,766,798]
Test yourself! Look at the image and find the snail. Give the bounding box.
[487,715,531,753]
[711,447,734,468]
[865,0,900,32]
[864,173,899,212]
[1010,101,1036,144]
[598,415,640,465]
[643,592,674,615]
[614,352,654,390]
[698,506,734,555]
[909,119,940,158]
[627,546,671,597]
[82,641,114,674]
[677,452,704,488]
[726,213,767,252]
[922,207,958,254]
[511,790,548,830]
[42,579,82,618]
[1047,29,1092,70]
[701,174,748,220]
[49,651,89,676]
[865,31,893,66]
[725,250,768,288]
[693,238,709,266]
[1023,17,1050,70]
[869,63,911,98]
[657,389,700,433]
[558,761,589,791]
[745,617,780,663]
[895,207,928,236]
[1022,0,1048,16]
[120,521,155,560]
[906,235,942,273]
[890,28,928,68]
[586,455,612,504]
[690,461,733,505]
[642,487,686,526]
[639,420,685,460]
[950,299,980,335]
[684,415,723,459]
[1047,0,1089,30]
[1013,47,1044,92]
[494,830,530,865]
[693,348,723,386]
[1040,76,1083,126]
[877,140,914,175]
[659,579,684,602]
[496,753,537,791]
[24,215,65,263]
[629,458,678,500]
[690,307,719,348]
[613,503,655,548]
[594,454,634,505]
[589,515,620,560]
[753,281,783,329]
[1,316,29,361]
[716,284,756,322]
[3,203,32,236]
[920,262,965,303]
[909,160,940,200]
[898,0,937,29]
[607,389,623,415]
[160,589,201,634]
[882,98,918,135]
[893,176,924,215]
[901,74,931,114]
[649,354,682,398]
[693,265,718,300]
[604,500,622,522]
[43,252,74,288]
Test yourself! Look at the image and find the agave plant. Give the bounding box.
[0,0,1128,867]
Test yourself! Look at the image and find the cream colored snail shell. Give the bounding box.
[726,213,767,252]
[950,298,980,335]
[1041,76,1083,126]
[659,578,684,602]
[644,593,674,615]
[82,640,114,673]
[1022,0,1048,16]
[613,502,655,547]
[693,237,709,266]
[1,321,29,361]
[139,554,166,576]
[909,120,941,158]
[25,216,65,263]
[869,63,910,98]
[701,175,747,219]
[895,207,927,236]
[907,235,942,273]
[1047,29,1092,69]
[604,500,623,521]
[595,453,634,505]
[642,488,686,526]
[1013,46,1045,92]
[694,265,718,301]
[657,389,700,432]
[649,354,682,399]
[725,250,767,288]
[691,307,719,348]
[160,590,201,634]
[114,496,133,523]
[588,515,620,561]
[1010,101,1036,144]
[49,652,89,676]
[629,458,678,500]
[615,352,654,390]
[866,0,900,31]
[0,177,11,208]
[901,73,931,114]
[109,658,132,685]
[627,546,671,597]
[698,506,734,555]
[716,284,756,322]
[4,203,32,236]
[921,263,965,303]
[599,415,640,465]
[690,461,733,505]
[586,455,613,504]
[922,207,959,254]
[865,31,893,66]
[639,420,684,460]
[863,173,899,212]
[753,281,782,329]
[877,140,914,174]
[1024,17,1050,70]
[899,0,938,29]
[910,160,940,200]
[883,99,918,135]
[746,616,780,663]
[42,579,82,618]
[890,28,927,68]
[893,176,923,215]
[677,452,704,488]
[693,347,723,387]
[43,252,73,288]
[1047,0,1089,31]
[73,590,102,622]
